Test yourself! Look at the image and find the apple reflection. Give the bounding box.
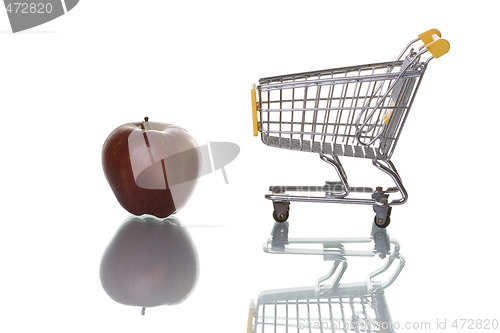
[100,215,198,314]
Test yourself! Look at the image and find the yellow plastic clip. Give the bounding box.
[251,84,260,136]
[418,28,441,45]
[418,28,450,59]
[425,38,450,59]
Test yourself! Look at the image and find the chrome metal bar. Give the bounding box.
[355,49,428,147]
[332,155,348,183]
[311,85,322,151]
[265,159,407,206]
[266,193,376,205]
[385,63,428,159]
[320,154,350,198]
[269,184,372,194]
[396,37,420,60]
[372,160,407,205]
[321,83,334,149]
[259,61,403,84]
[348,74,362,146]
[290,87,295,149]
[259,71,420,92]
[279,89,283,148]
[300,86,308,147]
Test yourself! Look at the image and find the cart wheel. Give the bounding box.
[273,210,289,223]
[374,215,390,228]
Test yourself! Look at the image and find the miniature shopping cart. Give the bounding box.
[247,225,405,333]
[251,29,450,227]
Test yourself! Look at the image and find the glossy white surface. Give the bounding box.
[1,1,499,332]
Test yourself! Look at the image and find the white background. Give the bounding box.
[1,1,499,332]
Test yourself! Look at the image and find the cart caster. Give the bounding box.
[374,215,391,228]
[373,203,391,228]
[272,201,290,223]
[372,187,391,228]
[273,210,289,223]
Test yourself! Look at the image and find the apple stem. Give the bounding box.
[144,117,150,131]
[141,307,146,315]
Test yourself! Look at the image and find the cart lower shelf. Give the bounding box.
[262,134,390,159]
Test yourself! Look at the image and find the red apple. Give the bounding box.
[102,118,201,218]
[100,215,199,310]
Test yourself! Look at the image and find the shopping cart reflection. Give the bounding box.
[248,223,405,333]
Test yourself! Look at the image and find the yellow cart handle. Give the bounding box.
[418,28,450,59]
[251,84,260,136]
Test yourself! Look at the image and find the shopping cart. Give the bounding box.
[247,225,405,333]
[251,29,450,227]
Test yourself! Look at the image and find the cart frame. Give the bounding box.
[251,29,450,227]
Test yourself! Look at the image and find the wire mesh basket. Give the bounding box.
[251,29,450,228]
